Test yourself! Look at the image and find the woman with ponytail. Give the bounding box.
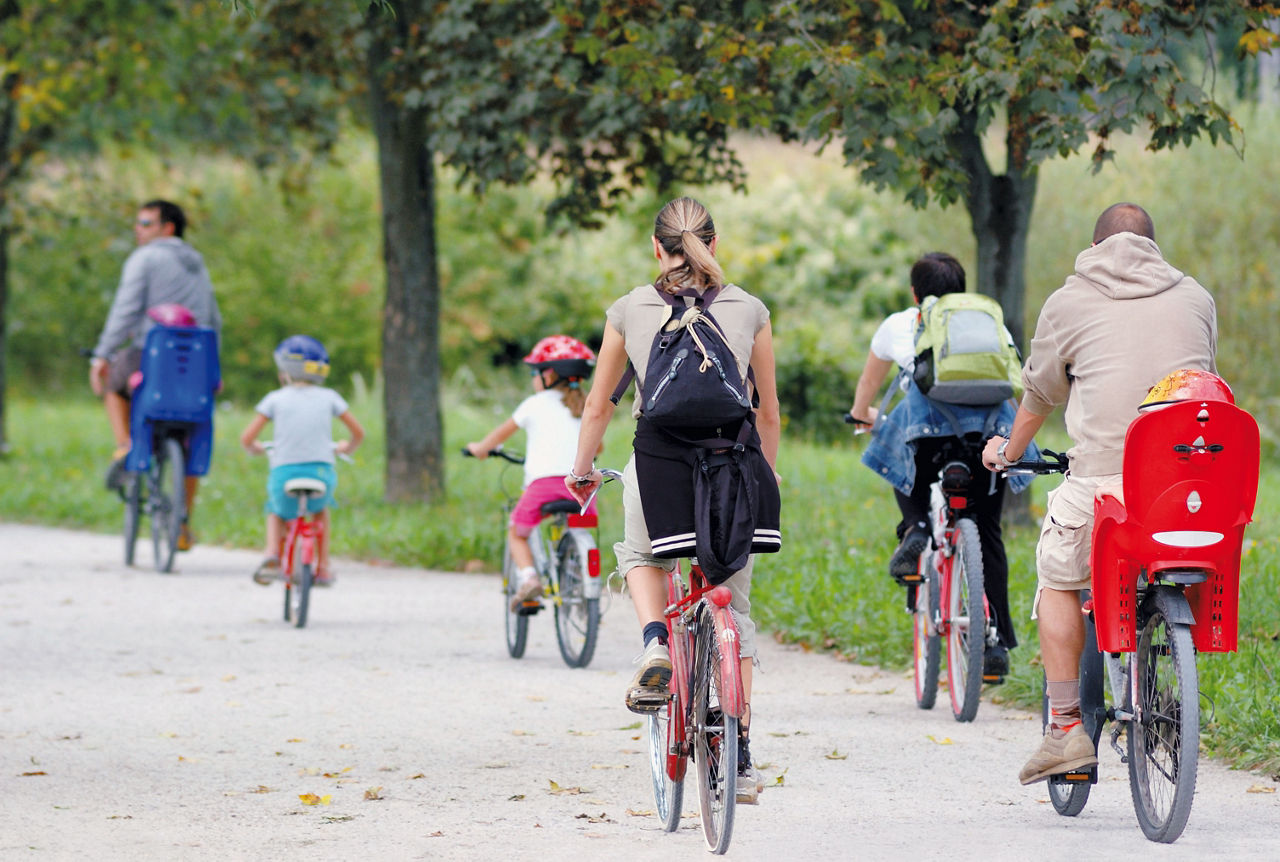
[563,197,781,804]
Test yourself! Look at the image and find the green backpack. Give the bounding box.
[912,292,1024,406]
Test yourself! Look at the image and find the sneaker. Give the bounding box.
[624,640,672,714]
[104,450,129,493]
[736,735,761,804]
[509,575,543,612]
[1018,722,1098,785]
[252,557,281,586]
[177,522,195,552]
[889,524,929,585]
[983,644,1010,681]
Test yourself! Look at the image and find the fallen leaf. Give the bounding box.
[575,812,614,823]
[221,674,236,682]
[1246,784,1277,794]
[251,786,274,794]
[408,773,426,780]
[927,735,954,745]
[364,787,383,800]
[429,831,444,837]
[511,729,533,737]
[547,780,586,795]
[323,814,355,823]
[298,793,332,806]
[568,730,598,737]
[527,695,546,702]
[618,722,642,731]
[322,767,354,778]
[287,738,305,744]
[590,764,628,770]
[339,743,354,750]
[508,794,525,801]
[19,771,47,777]
[626,808,655,817]
[824,749,848,760]
[483,762,511,769]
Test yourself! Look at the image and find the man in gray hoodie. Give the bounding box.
[90,200,222,547]
[981,202,1216,785]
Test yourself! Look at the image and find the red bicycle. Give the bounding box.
[645,562,745,854]
[269,446,351,630]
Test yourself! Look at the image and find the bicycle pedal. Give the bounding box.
[626,688,673,714]
[1050,769,1094,784]
[516,601,544,617]
[981,674,1006,685]
[897,574,923,585]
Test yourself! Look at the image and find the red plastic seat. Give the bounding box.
[1090,399,1259,653]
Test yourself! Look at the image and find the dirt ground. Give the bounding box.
[1,522,1277,860]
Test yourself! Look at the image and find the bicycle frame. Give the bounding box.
[281,503,322,587]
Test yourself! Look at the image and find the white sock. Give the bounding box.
[517,566,537,582]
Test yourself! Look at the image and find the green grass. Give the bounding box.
[4,396,1278,775]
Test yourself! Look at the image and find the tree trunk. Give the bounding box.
[366,2,444,502]
[0,37,15,453]
[954,113,1039,526]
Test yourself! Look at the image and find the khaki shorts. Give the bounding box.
[613,455,758,660]
[1032,472,1121,618]
[107,346,143,398]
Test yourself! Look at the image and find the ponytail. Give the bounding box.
[653,197,724,294]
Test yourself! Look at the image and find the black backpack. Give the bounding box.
[611,285,753,434]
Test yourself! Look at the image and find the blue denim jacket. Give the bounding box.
[862,379,1038,496]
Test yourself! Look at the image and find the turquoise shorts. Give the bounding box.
[266,462,337,519]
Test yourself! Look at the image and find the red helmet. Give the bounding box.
[523,335,596,379]
[147,303,197,328]
[1139,369,1235,412]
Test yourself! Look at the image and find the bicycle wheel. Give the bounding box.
[502,541,528,659]
[692,606,737,855]
[647,697,686,832]
[1046,613,1102,817]
[123,473,142,566]
[912,554,941,710]
[1128,607,1199,843]
[151,437,186,574]
[945,518,986,722]
[554,532,600,668]
[286,561,312,629]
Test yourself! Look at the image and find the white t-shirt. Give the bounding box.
[511,388,582,486]
[870,308,921,370]
[255,384,349,469]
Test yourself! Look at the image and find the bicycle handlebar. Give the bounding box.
[260,441,354,463]
[1002,449,1069,476]
[460,446,524,465]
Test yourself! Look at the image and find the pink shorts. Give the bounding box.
[509,475,597,534]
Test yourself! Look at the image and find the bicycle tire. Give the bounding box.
[946,518,985,722]
[912,553,941,710]
[553,532,600,668]
[123,473,142,566]
[288,561,312,629]
[1046,611,1102,817]
[647,700,685,832]
[1128,607,1199,843]
[151,437,186,574]
[502,541,528,659]
[693,605,737,855]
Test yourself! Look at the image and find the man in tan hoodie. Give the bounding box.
[981,202,1217,785]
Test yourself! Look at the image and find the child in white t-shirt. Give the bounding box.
[241,335,364,587]
[467,335,600,609]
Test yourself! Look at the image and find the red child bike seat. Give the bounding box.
[1090,399,1259,653]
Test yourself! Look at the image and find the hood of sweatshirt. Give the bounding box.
[146,236,206,274]
[1073,231,1185,300]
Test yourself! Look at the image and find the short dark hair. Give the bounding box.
[141,199,186,238]
[911,252,966,300]
[1093,202,1154,244]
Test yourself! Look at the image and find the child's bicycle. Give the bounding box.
[121,423,190,573]
[907,435,1003,722]
[1006,395,1258,843]
[265,443,352,629]
[463,447,604,668]
[585,472,746,854]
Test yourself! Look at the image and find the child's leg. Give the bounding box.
[508,525,534,571]
[315,509,332,572]
[265,513,285,559]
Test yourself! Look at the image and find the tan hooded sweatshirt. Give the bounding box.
[1021,231,1217,476]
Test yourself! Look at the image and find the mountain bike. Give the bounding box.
[908,436,1002,722]
[463,448,604,668]
[1007,395,1258,843]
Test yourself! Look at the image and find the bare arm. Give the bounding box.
[564,323,626,504]
[849,348,895,425]
[466,417,519,459]
[335,411,365,455]
[982,404,1048,471]
[749,322,781,473]
[240,413,270,455]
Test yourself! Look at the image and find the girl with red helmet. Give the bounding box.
[467,335,601,608]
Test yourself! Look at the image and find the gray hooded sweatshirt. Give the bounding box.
[1021,231,1217,476]
[93,237,222,359]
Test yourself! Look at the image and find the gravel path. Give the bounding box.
[1,523,1276,860]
